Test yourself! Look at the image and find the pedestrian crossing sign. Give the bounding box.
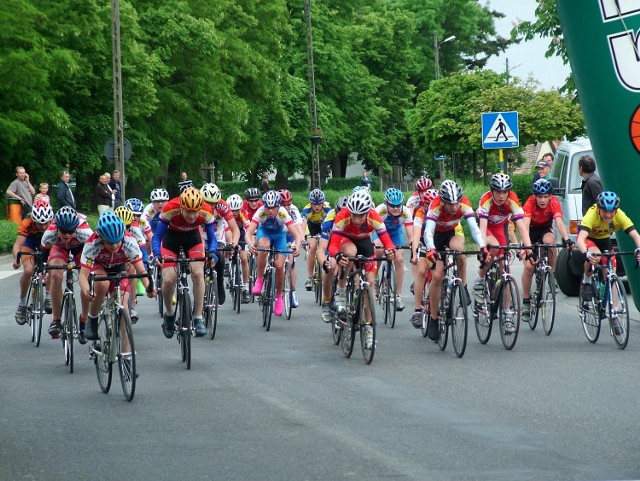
[481,111,519,149]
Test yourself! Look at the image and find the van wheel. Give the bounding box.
[555,248,580,297]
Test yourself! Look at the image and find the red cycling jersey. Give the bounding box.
[523,195,563,229]
[328,208,394,256]
[476,190,524,226]
[241,199,263,222]
[426,195,475,232]
[159,197,215,232]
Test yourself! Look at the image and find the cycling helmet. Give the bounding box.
[335,195,349,211]
[31,202,54,224]
[439,180,464,204]
[347,190,372,215]
[384,188,404,206]
[490,173,513,191]
[124,198,144,215]
[309,189,325,204]
[352,185,367,193]
[201,183,222,203]
[419,188,439,206]
[596,191,620,211]
[226,194,243,210]
[179,187,204,211]
[415,176,433,192]
[262,190,282,208]
[150,188,169,202]
[114,206,134,226]
[96,211,125,243]
[55,206,80,232]
[178,179,194,193]
[278,189,293,203]
[532,178,553,195]
[244,188,260,200]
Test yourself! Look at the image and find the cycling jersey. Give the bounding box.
[580,204,635,239]
[423,195,483,250]
[300,203,331,224]
[375,204,413,232]
[81,232,143,270]
[152,197,217,255]
[320,209,340,240]
[251,206,294,233]
[41,217,93,250]
[241,199,263,222]
[328,208,394,256]
[523,195,563,229]
[209,200,235,223]
[477,191,524,226]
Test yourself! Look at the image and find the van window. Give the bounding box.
[555,152,568,190]
[569,150,595,192]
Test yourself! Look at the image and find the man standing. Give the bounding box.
[57,171,76,209]
[579,155,603,215]
[109,170,122,208]
[533,153,554,182]
[6,166,36,219]
[95,174,113,215]
[360,170,373,191]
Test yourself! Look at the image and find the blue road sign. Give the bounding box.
[434,154,446,161]
[481,111,519,149]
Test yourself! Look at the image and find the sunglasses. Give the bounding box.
[59,229,75,235]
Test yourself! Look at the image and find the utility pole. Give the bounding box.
[111,0,126,199]
[304,0,321,189]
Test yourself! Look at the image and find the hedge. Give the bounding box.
[324,176,380,191]
[217,178,309,195]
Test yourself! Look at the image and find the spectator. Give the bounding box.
[533,153,554,182]
[6,166,35,219]
[181,172,188,181]
[95,174,113,215]
[109,170,122,208]
[57,171,76,209]
[260,172,271,193]
[34,183,50,205]
[579,155,603,215]
[178,179,194,193]
[360,170,373,191]
[533,160,552,182]
[104,172,115,208]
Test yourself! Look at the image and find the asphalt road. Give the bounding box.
[1,255,640,481]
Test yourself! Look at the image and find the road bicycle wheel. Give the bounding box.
[94,313,112,393]
[498,277,521,350]
[609,277,630,349]
[528,271,541,331]
[179,292,192,369]
[579,287,601,343]
[314,259,322,305]
[232,257,242,314]
[204,272,218,340]
[539,269,557,335]
[263,269,274,331]
[474,280,493,344]
[359,285,377,364]
[156,268,164,317]
[283,261,292,320]
[341,280,356,358]
[450,281,469,358]
[421,283,430,338]
[330,276,341,345]
[248,255,257,303]
[62,295,78,373]
[388,263,397,328]
[437,287,449,351]
[116,309,136,401]
[33,280,45,347]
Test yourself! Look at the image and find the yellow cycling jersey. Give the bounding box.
[579,204,635,239]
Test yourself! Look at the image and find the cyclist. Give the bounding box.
[242,187,263,222]
[473,173,532,333]
[301,189,331,291]
[318,195,349,322]
[327,190,395,347]
[406,176,434,217]
[42,206,93,339]
[279,189,304,308]
[12,201,54,325]
[142,188,170,235]
[178,179,194,193]
[574,192,640,318]
[201,183,241,306]
[246,190,302,317]
[520,179,573,323]
[152,188,219,338]
[79,211,155,341]
[374,188,413,311]
[419,180,486,339]
[227,194,252,303]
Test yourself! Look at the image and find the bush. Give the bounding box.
[0,220,18,253]
[217,178,309,196]
[511,173,534,204]
[324,176,379,191]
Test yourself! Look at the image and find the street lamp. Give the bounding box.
[434,33,456,80]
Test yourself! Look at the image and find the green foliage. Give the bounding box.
[217,178,309,196]
[324,177,380,191]
[511,173,534,205]
[0,221,18,253]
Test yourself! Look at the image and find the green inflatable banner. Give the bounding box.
[557,0,640,309]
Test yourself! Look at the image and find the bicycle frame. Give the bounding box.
[18,250,47,347]
[48,258,81,372]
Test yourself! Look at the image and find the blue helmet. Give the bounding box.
[55,206,80,232]
[309,189,325,204]
[384,188,404,206]
[532,178,552,195]
[596,191,620,211]
[97,211,125,243]
[124,198,144,215]
[262,190,282,208]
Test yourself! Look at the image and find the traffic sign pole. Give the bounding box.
[499,149,504,173]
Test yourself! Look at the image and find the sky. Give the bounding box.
[484,0,572,90]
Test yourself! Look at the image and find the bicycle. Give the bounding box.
[430,249,475,358]
[524,243,564,335]
[578,250,636,349]
[203,255,218,340]
[310,236,323,305]
[17,250,47,347]
[48,259,82,373]
[283,243,295,320]
[255,246,292,331]
[473,244,522,351]
[247,252,257,303]
[227,247,243,314]
[376,245,411,328]
[152,262,164,317]
[336,255,386,364]
[163,247,207,369]
[89,270,150,401]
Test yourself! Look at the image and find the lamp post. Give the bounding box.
[434,33,456,80]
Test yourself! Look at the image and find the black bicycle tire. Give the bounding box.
[264,269,274,331]
[341,278,356,358]
[389,262,397,328]
[609,276,630,349]
[95,312,113,393]
[33,280,44,347]
[541,269,557,336]
[205,272,218,340]
[450,281,469,358]
[117,309,136,401]
[529,271,541,331]
[474,277,493,344]
[360,285,376,364]
[579,282,601,343]
[284,261,292,320]
[498,277,521,350]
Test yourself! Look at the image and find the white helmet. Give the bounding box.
[347,190,372,215]
[31,202,54,224]
[150,188,169,202]
[439,180,464,204]
[201,183,222,203]
[226,194,243,210]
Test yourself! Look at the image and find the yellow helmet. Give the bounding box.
[114,206,134,226]
[180,187,204,211]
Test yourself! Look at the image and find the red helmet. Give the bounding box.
[278,189,293,203]
[419,188,438,206]
[415,176,433,192]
